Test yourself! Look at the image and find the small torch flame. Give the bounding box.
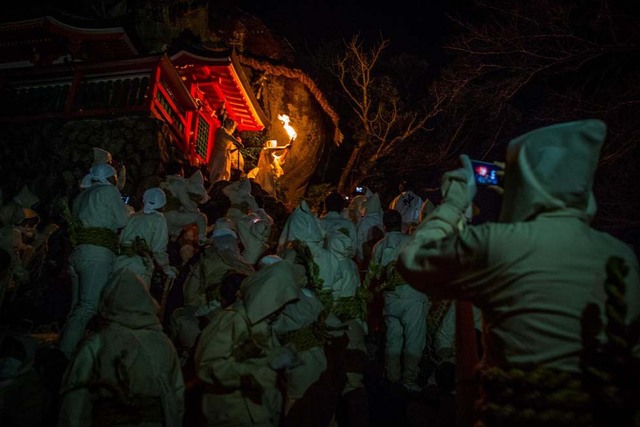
[278,114,297,142]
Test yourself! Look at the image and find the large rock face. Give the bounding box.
[128,0,335,208]
[246,74,333,209]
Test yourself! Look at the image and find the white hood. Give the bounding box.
[187,169,210,203]
[278,200,325,252]
[363,193,383,215]
[100,270,161,330]
[499,119,606,223]
[240,260,299,325]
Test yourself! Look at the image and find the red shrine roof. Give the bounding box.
[171,49,267,132]
[0,16,266,132]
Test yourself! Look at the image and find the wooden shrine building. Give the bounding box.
[0,16,267,167]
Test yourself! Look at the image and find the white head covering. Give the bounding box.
[100,270,160,330]
[237,215,272,265]
[364,186,374,198]
[325,229,353,259]
[241,260,298,325]
[212,217,238,240]
[81,163,116,188]
[222,180,259,227]
[142,187,166,214]
[12,185,39,209]
[92,147,113,166]
[222,179,257,208]
[499,119,605,223]
[363,193,383,215]
[211,228,238,240]
[187,170,210,203]
[258,255,282,268]
[277,200,325,253]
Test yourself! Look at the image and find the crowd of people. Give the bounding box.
[0,118,638,426]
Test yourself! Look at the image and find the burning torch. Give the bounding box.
[278,114,297,145]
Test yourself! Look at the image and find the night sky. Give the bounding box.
[8,0,471,64]
[236,0,471,61]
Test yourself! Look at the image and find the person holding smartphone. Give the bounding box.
[80,147,126,193]
[397,119,639,423]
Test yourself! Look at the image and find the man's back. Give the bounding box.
[398,119,640,373]
[401,216,639,370]
[73,183,129,231]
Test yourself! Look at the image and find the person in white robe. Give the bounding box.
[194,260,299,426]
[58,270,185,427]
[111,187,175,289]
[59,163,130,359]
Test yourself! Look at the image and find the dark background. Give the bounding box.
[235,0,472,61]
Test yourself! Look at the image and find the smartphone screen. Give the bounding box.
[471,160,500,186]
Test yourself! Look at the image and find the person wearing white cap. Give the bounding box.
[169,217,255,363]
[58,270,185,427]
[397,120,640,422]
[194,259,299,426]
[110,187,176,291]
[161,167,209,245]
[182,217,254,312]
[79,147,126,192]
[58,162,130,359]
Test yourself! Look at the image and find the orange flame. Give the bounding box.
[278,114,297,141]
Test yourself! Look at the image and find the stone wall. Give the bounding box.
[0,116,186,210]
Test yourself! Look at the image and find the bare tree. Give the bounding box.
[431,0,640,237]
[331,35,446,193]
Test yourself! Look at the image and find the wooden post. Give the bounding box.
[455,301,480,427]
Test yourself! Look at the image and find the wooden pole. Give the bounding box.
[455,301,480,427]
